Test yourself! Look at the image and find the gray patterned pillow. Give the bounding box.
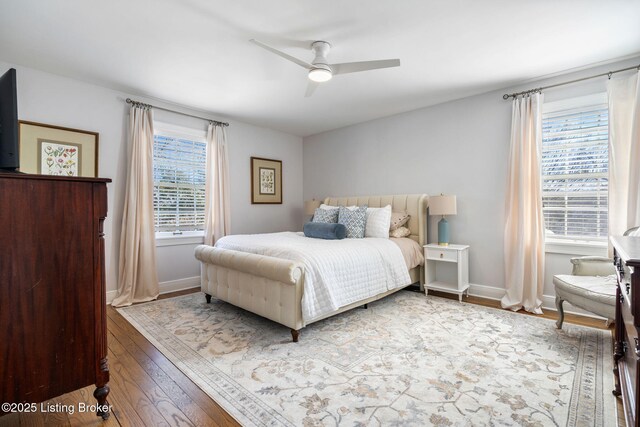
[312,207,338,223]
[338,205,367,238]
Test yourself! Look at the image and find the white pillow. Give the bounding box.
[365,205,392,238]
[321,203,359,210]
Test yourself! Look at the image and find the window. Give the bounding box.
[152,123,206,234]
[542,93,608,244]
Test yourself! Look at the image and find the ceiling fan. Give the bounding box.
[250,39,400,97]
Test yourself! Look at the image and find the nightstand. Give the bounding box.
[424,243,470,302]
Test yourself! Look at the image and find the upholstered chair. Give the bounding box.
[553,227,639,329]
[553,257,616,329]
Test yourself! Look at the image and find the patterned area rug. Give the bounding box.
[118,292,616,426]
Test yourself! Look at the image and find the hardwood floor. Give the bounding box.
[0,289,238,427]
[0,287,622,426]
[425,288,613,330]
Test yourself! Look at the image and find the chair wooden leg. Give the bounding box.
[555,296,565,329]
[290,329,299,343]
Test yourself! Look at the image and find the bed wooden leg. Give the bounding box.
[205,293,212,304]
[361,303,368,309]
[291,329,299,343]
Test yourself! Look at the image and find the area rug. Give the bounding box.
[118,291,616,426]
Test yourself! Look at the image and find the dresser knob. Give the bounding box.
[440,253,443,259]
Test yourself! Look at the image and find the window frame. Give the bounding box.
[541,92,608,254]
[152,121,207,242]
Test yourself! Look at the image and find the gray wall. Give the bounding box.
[304,56,640,307]
[6,53,637,310]
[1,60,303,300]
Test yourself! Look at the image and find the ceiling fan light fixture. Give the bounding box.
[249,39,400,96]
[308,68,332,82]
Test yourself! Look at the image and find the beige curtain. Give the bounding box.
[608,70,640,245]
[204,123,230,245]
[501,93,545,314]
[112,105,159,307]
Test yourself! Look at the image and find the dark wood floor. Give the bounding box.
[0,288,621,426]
[0,289,238,427]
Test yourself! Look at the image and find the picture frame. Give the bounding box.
[251,157,282,204]
[18,121,99,177]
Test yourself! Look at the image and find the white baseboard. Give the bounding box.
[159,276,200,294]
[106,276,200,305]
[467,283,606,322]
[467,283,504,301]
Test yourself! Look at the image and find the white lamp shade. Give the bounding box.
[429,195,457,216]
[304,199,322,215]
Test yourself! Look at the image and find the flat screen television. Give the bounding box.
[0,68,19,171]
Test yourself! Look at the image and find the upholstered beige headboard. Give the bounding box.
[323,194,429,246]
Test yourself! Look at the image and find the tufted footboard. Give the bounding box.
[194,245,306,340]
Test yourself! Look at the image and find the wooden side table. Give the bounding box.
[424,243,470,302]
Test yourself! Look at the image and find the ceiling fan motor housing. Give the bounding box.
[310,41,332,73]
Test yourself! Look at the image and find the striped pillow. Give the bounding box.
[365,205,392,238]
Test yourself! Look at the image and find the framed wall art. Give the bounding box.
[19,121,99,177]
[251,156,282,204]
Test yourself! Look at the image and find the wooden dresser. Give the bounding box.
[613,235,640,427]
[0,173,111,419]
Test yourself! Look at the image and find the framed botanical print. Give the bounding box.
[19,121,99,177]
[251,157,282,204]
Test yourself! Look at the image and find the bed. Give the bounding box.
[195,194,428,342]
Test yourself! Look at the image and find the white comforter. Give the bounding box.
[215,232,411,324]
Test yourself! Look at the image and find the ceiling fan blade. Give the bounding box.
[304,81,320,98]
[331,59,400,75]
[250,39,313,70]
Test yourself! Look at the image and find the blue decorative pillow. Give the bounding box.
[303,222,347,240]
[338,205,367,238]
[312,207,339,223]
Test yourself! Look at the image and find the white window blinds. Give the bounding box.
[541,98,608,242]
[153,132,206,232]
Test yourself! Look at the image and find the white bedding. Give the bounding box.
[215,232,411,324]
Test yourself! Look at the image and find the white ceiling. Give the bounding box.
[1,0,639,136]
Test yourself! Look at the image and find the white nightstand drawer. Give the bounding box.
[426,247,457,263]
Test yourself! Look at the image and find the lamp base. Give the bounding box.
[437,217,450,246]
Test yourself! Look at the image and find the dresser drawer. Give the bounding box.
[611,236,640,427]
[621,326,638,417]
[426,247,458,263]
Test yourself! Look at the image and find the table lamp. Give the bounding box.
[304,199,322,220]
[429,194,457,246]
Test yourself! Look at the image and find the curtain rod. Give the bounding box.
[502,64,640,100]
[125,98,229,127]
